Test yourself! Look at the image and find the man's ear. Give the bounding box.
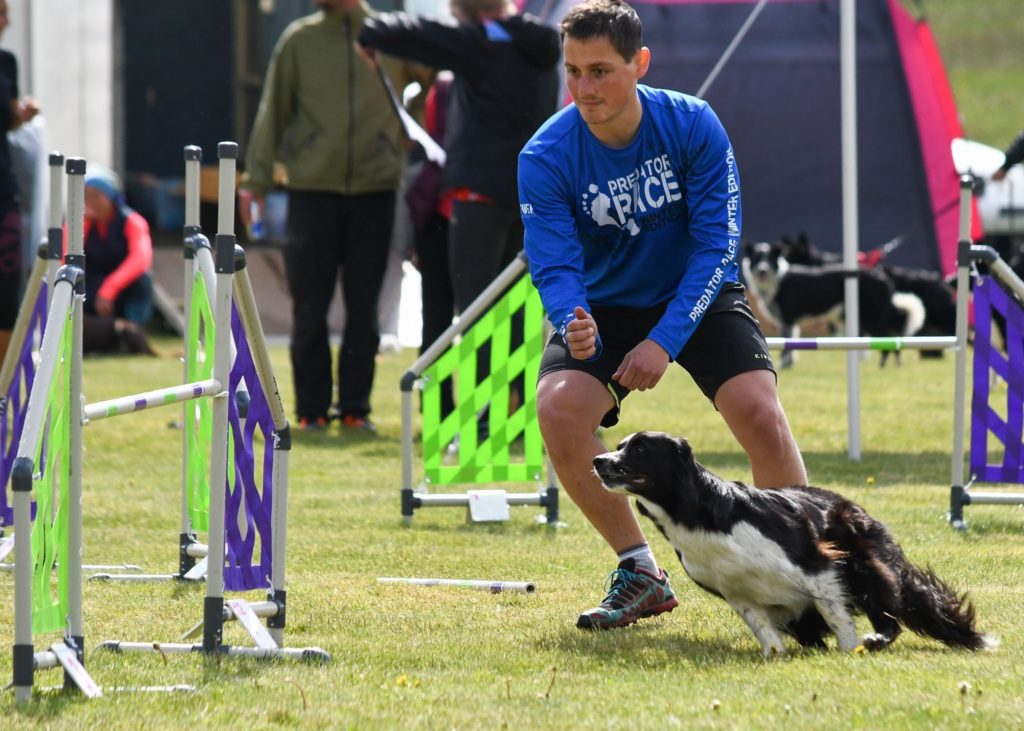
[634,47,651,80]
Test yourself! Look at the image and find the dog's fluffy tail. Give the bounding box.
[892,292,926,336]
[894,558,996,650]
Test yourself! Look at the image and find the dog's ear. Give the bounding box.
[674,436,695,466]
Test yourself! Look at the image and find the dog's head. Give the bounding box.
[593,431,699,507]
[741,240,787,298]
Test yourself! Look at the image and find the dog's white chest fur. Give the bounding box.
[639,500,819,610]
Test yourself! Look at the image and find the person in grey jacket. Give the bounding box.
[243,0,429,432]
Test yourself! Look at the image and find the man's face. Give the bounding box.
[563,35,649,130]
[0,2,9,39]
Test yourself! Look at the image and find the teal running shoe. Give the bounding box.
[577,559,678,630]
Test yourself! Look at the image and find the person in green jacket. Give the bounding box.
[243,0,430,433]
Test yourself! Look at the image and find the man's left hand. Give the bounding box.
[612,339,670,392]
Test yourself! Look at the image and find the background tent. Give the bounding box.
[524,0,968,274]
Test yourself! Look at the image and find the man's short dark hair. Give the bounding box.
[559,0,642,62]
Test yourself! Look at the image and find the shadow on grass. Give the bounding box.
[539,624,754,668]
[4,687,88,719]
[539,624,976,669]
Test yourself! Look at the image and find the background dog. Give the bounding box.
[593,431,995,657]
[781,233,958,341]
[742,240,926,367]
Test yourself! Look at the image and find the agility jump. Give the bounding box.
[8,145,326,704]
[399,251,559,524]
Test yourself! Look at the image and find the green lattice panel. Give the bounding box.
[421,274,545,486]
[30,309,72,635]
[185,271,214,531]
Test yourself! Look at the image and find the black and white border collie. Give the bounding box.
[742,240,926,367]
[593,432,995,657]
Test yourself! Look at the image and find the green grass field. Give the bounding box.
[2,1,1023,727]
[1,343,1023,729]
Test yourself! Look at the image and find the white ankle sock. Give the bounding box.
[617,543,658,575]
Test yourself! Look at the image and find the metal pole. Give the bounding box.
[65,159,87,673]
[11,278,76,703]
[950,176,974,528]
[695,0,769,99]
[46,153,65,302]
[203,142,237,654]
[841,0,861,461]
[268,433,290,646]
[182,146,202,557]
[233,268,288,430]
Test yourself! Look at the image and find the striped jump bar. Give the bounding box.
[765,336,958,352]
[84,378,223,422]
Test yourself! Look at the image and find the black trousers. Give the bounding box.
[448,200,524,400]
[285,190,395,421]
[0,199,22,329]
[415,211,455,417]
[448,200,522,313]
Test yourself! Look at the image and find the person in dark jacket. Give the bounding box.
[0,0,39,365]
[992,129,1024,181]
[358,0,561,327]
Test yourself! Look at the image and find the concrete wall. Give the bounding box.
[4,0,115,168]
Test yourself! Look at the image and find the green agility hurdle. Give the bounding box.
[400,252,559,524]
[10,147,326,704]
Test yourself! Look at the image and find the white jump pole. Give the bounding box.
[65,158,87,678]
[377,577,537,594]
[949,176,974,529]
[203,142,237,654]
[841,0,861,461]
[46,153,64,300]
[182,145,203,575]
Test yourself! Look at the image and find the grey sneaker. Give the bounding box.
[577,559,678,630]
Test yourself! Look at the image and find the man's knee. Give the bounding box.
[721,386,791,448]
[536,373,609,445]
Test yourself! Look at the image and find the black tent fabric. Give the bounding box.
[523,0,963,273]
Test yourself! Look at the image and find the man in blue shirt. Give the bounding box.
[519,0,807,630]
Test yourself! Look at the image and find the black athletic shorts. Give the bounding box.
[538,282,775,428]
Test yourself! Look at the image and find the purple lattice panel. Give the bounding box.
[970,278,1024,484]
[223,306,275,592]
[1,285,46,526]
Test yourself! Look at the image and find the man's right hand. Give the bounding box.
[566,306,598,360]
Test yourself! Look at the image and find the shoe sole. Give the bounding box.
[576,597,679,630]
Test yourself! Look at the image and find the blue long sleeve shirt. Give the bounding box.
[518,85,742,359]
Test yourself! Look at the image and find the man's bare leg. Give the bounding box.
[714,369,807,487]
[536,370,645,551]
